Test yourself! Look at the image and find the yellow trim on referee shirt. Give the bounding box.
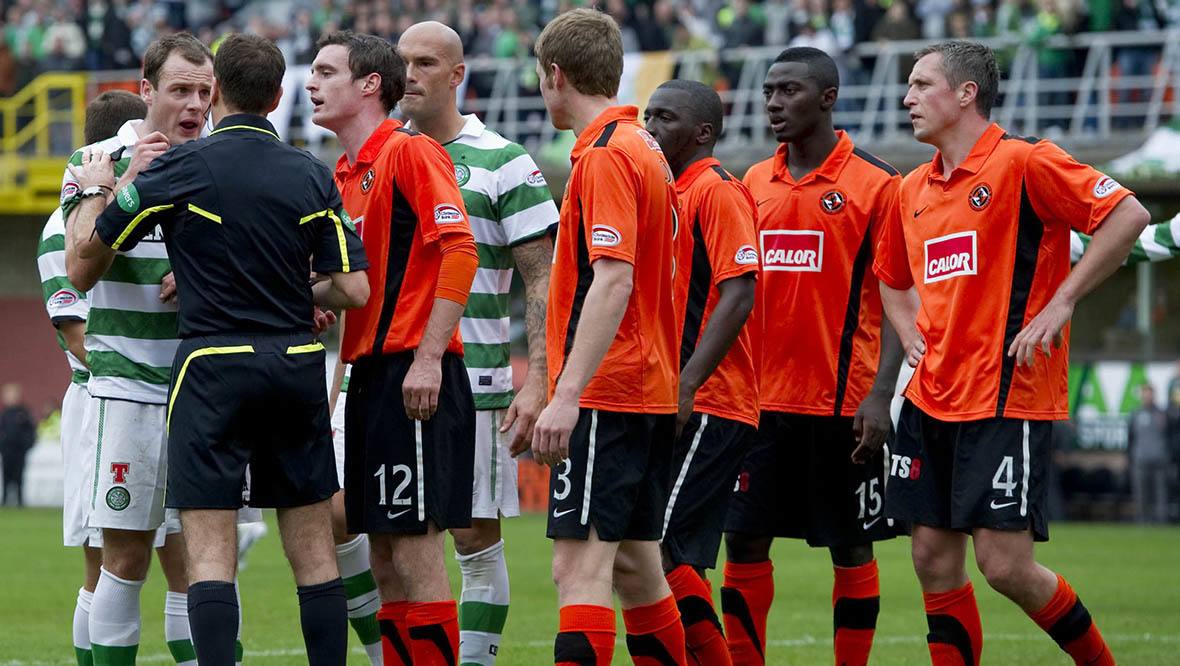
[210,125,280,140]
[188,203,221,223]
[286,341,325,354]
[299,209,351,272]
[167,345,255,431]
[111,204,174,250]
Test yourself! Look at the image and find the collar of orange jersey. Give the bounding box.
[337,118,403,177]
[676,156,722,194]
[571,105,639,161]
[771,130,853,184]
[211,113,280,140]
[928,122,1005,181]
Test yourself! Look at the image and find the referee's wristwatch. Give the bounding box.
[80,185,113,199]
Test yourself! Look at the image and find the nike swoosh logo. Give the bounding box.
[913,206,929,218]
[863,517,882,530]
[552,507,576,518]
[756,198,772,208]
[989,500,1017,510]
[386,509,411,519]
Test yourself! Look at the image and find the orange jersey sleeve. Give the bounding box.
[578,146,641,266]
[698,177,761,284]
[872,182,914,291]
[397,133,473,244]
[1024,141,1133,235]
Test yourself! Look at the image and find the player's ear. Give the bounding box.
[697,122,714,146]
[451,62,466,89]
[140,78,153,104]
[362,72,381,98]
[210,80,221,107]
[821,86,838,111]
[266,86,283,114]
[959,80,978,111]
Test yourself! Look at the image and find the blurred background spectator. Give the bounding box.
[0,382,35,508]
[1128,383,1172,523]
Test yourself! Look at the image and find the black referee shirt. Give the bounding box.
[95,114,368,338]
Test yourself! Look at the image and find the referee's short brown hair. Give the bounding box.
[85,90,146,144]
[214,34,286,114]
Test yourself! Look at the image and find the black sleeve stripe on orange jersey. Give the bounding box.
[593,121,619,148]
[851,147,900,177]
[679,214,712,368]
[833,228,874,417]
[395,127,420,137]
[1001,133,1041,145]
[562,199,596,360]
[995,180,1045,417]
[709,165,733,182]
[370,189,418,357]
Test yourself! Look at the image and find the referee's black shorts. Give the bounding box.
[165,332,337,510]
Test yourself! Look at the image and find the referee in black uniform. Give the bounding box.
[66,34,369,666]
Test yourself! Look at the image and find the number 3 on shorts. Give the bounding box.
[553,459,572,501]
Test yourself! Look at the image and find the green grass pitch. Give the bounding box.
[1,508,1178,664]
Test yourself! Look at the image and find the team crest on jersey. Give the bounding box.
[734,245,759,265]
[48,289,79,309]
[820,190,847,214]
[968,183,992,211]
[924,230,977,283]
[454,163,470,186]
[760,230,823,272]
[1093,175,1121,198]
[106,486,130,511]
[525,169,547,187]
[433,203,464,224]
[591,224,622,247]
[361,168,376,192]
[116,183,140,213]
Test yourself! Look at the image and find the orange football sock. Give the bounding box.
[832,560,880,666]
[666,565,731,666]
[376,601,412,666]
[555,604,615,666]
[1028,575,1115,666]
[923,581,983,666]
[623,594,687,666]
[405,600,459,665]
[720,560,774,666]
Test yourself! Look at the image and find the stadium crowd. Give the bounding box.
[2,0,1178,95]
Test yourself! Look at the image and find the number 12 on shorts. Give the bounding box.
[374,463,413,507]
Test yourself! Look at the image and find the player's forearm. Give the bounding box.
[328,348,346,416]
[1072,216,1178,266]
[680,276,754,396]
[880,283,921,347]
[313,272,369,309]
[417,298,465,362]
[870,316,904,396]
[1057,197,1150,305]
[552,262,633,403]
[514,238,554,386]
[59,320,89,370]
[65,197,116,292]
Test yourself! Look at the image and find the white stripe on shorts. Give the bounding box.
[662,414,708,539]
[581,411,598,526]
[1020,420,1030,517]
[415,420,425,523]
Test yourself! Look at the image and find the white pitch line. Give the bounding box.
[3,633,1178,665]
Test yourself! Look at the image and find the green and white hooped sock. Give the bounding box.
[74,587,94,666]
[89,567,143,666]
[335,534,383,665]
[164,591,196,666]
[457,539,510,666]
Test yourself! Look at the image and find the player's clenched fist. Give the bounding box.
[402,353,442,420]
[532,396,578,467]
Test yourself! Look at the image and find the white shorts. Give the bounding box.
[333,394,518,518]
[332,390,347,486]
[83,396,176,532]
[472,409,519,519]
[62,382,99,547]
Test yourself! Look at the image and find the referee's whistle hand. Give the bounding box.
[402,356,442,421]
[311,307,336,336]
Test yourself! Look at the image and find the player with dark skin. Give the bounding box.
[724,58,905,572]
[642,85,756,573]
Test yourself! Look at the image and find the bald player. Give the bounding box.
[395,22,558,666]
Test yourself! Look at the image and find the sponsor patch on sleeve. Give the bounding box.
[525,169,547,187]
[115,183,140,213]
[590,224,622,247]
[47,289,80,309]
[433,203,465,224]
[1092,175,1122,199]
[60,182,80,204]
[734,244,760,265]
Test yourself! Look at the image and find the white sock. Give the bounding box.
[457,539,510,666]
[164,591,196,666]
[335,535,382,664]
[89,567,144,665]
[74,587,93,663]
